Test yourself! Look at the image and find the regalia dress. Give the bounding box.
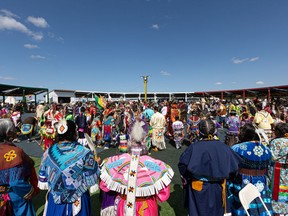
[178,140,242,216]
[39,122,56,150]
[0,142,38,216]
[187,114,200,143]
[38,141,100,216]
[225,116,240,146]
[150,112,166,150]
[116,133,129,153]
[227,141,273,215]
[100,119,174,216]
[91,116,102,144]
[172,120,184,148]
[102,115,115,144]
[269,137,288,214]
[100,154,174,216]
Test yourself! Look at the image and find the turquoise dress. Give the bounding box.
[38,141,99,216]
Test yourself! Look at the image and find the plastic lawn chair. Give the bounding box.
[238,183,271,216]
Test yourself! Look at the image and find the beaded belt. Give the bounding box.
[239,168,266,176]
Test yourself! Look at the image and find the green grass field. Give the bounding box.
[31,141,188,216]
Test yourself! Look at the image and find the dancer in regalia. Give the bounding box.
[0,118,39,216]
[227,123,273,215]
[38,119,100,216]
[269,122,288,215]
[100,118,174,216]
[178,119,242,216]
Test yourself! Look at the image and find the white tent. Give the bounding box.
[5,96,16,105]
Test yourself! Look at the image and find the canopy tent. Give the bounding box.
[0,83,49,104]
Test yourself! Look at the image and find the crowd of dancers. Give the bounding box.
[0,94,288,215]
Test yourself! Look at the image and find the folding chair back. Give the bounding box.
[238,183,271,216]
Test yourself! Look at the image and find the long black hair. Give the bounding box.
[274,122,288,138]
[238,123,260,142]
[55,120,77,142]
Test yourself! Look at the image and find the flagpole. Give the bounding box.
[141,75,151,102]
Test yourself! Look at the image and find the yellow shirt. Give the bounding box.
[253,110,274,129]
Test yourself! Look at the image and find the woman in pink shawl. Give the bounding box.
[100,119,174,216]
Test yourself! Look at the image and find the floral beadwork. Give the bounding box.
[253,146,264,157]
[4,150,17,162]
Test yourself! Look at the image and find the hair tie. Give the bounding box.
[57,119,68,134]
[208,134,213,140]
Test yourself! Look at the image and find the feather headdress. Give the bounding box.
[127,119,149,151]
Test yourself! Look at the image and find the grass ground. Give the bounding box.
[31,139,189,216]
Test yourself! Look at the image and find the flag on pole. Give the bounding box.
[94,94,107,109]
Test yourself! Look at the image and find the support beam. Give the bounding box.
[242,90,246,102]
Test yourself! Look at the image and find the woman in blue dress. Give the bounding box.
[0,118,38,216]
[38,119,100,216]
[178,119,242,216]
[228,123,273,215]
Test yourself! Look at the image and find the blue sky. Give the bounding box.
[0,0,288,94]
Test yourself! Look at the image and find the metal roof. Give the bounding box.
[193,85,288,99]
[0,83,48,97]
[73,85,288,99]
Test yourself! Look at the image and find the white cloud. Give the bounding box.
[0,76,16,80]
[231,81,237,84]
[232,57,248,64]
[151,24,160,30]
[160,71,171,76]
[0,14,43,40]
[0,15,29,32]
[232,56,260,64]
[256,81,265,85]
[215,82,223,85]
[249,57,260,62]
[0,9,19,19]
[30,55,46,59]
[27,16,49,28]
[24,44,39,49]
[31,32,43,40]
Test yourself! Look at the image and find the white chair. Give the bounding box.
[238,183,271,216]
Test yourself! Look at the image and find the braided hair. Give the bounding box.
[198,119,216,140]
